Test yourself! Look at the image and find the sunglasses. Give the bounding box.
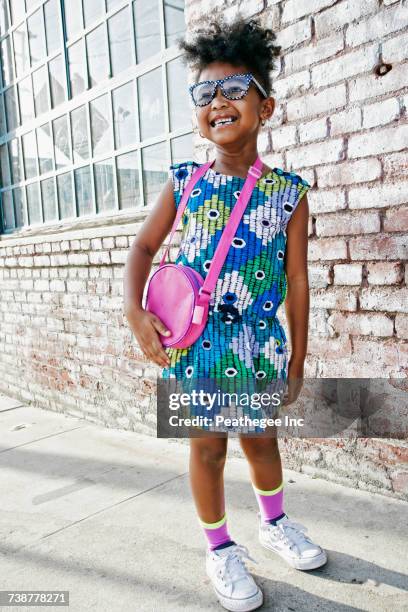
[189,73,268,107]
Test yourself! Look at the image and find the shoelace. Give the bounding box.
[216,544,258,589]
[270,519,314,554]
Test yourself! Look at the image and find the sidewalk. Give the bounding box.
[0,393,407,612]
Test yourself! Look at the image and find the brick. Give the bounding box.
[348,181,408,210]
[383,30,408,63]
[316,211,380,237]
[328,312,394,337]
[285,32,344,73]
[49,280,65,292]
[309,238,348,261]
[271,125,297,150]
[308,265,332,288]
[310,287,357,311]
[307,334,352,358]
[317,159,381,188]
[115,236,129,248]
[299,118,328,143]
[34,280,49,292]
[315,0,378,38]
[384,206,408,233]
[50,254,68,266]
[282,0,337,22]
[66,280,87,293]
[111,250,129,264]
[102,237,115,249]
[350,124,408,159]
[312,45,377,88]
[382,152,408,181]
[34,255,51,267]
[70,240,81,250]
[91,238,103,250]
[395,314,408,339]
[277,18,312,50]
[346,5,406,47]
[287,138,344,168]
[273,70,311,99]
[350,234,407,261]
[288,84,347,122]
[68,253,89,266]
[333,264,363,285]
[60,240,70,251]
[349,63,408,103]
[89,251,111,265]
[80,239,91,250]
[308,189,346,214]
[362,97,400,128]
[17,256,34,267]
[367,262,404,285]
[353,338,408,367]
[360,287,408,313]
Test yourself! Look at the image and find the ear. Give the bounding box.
[261,97,275,121]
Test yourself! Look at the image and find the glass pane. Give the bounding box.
[1,190,15,230]
[94,158,115,213]
[86,24,108,88]
[106,0,123,10]
[90,94,112,156]
[18,75,35,123]
[167,56,190,132]
[9,138,22,183]
[28,9,46,66]
[138,68,164,140]
[14,186,25,227]
[68,39,87,97]
[52,114,70,169]
[0,0,10,36]
[41,177,57,221]
[83,0,104,29]
[37,123,53,174]
[74,165,93,216]
[117,151,139,209]
[113,81,137,149]
[44,0,60,55]
[22,131,37,179]
[164,0,185,48]
[10,0,25,26]
[13,24,29,77]
[5,86,19,131]
[26,182,41,224]
[57,172,74,219]
[108,7,132,77]
[49,54,65,107]
[0,143,11,186]
[65,0,82,40]
[0,36,13,86]
[32,65,49,116]
[171,133,193,164]
[142,141,167,205]
[133,0,160,63]
[71,105,89,163]
[0,94,5,135]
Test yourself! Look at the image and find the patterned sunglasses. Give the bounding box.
[189,73,268,107]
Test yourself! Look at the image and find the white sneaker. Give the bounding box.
[206,543,263,612]
[259,513,327,571]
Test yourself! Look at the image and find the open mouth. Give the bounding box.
[210,116,238,128]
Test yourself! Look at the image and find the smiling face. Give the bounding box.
[194,62,275,148]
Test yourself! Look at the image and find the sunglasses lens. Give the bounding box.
[222,76,248,99]
[192,82,215,106]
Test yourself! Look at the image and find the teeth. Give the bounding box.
[213,117,236,126]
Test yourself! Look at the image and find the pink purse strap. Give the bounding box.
[161,156,264,302]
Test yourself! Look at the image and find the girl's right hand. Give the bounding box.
[128,309,172,368]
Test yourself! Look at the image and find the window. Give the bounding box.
[1,0,190,232]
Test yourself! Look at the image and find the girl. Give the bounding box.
[124,17,327,612]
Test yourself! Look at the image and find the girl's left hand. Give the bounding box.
[282,359,304,407]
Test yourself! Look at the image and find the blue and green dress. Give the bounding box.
[160,160,310,393]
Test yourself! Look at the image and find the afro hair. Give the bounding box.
[178,15,281,96]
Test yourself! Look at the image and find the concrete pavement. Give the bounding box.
[0,393,407,612]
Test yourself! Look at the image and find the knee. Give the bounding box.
[192,441,227,468]
[240,438,280,463]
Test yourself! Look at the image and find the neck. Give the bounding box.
[212,142,259,177]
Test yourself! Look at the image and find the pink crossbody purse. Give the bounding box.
[144,156,264,349]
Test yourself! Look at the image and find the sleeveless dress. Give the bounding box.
[160,161,310,389]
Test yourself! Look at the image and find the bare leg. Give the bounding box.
[189,434,228,523]
[239,435,282,490]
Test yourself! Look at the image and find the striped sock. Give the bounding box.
[252,481,285,523]
[200,513,234,551]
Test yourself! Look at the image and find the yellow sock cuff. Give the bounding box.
[200,513,227,530]
[252,481,284,496]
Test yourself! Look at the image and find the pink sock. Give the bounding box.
[253,481,284,523]
[200,514,233,550]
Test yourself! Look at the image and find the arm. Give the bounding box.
[123,178,177,368]
[284,193,310,376]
